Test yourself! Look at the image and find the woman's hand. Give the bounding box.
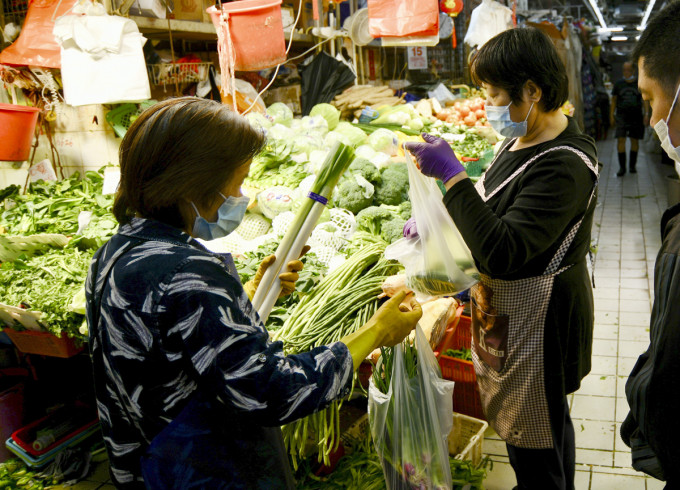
[244,246,311,300]
[341,291,422,369]
[404,133,466,183]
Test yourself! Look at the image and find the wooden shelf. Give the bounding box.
[130,16,315,43]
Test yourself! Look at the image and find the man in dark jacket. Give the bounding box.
[621,2,680,487]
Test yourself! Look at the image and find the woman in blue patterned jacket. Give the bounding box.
[85,97,421,489]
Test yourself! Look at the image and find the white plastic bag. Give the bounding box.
[387,152,478,297]
[368,325,455,490]
[463,0,513,49]
[53,12,150,106]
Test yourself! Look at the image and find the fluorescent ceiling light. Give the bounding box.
[636,26,644,30]
[607,27,624,31]
[639,0,658,29]
[611,36,628,41]
[586,0,607,28]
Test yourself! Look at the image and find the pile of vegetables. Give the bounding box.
[435,97,488,127]
[0,169,117,340]
[443,348,472,361]
[272,243,402,469]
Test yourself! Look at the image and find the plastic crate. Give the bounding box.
[5,424,100,468]
[448,412,488,466]
[2,329,84,358]
[435,315,486,421]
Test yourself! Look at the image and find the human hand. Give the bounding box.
[403,133,465,183]
[403,217,418,239]
[370,290,422,347]
[244,246,310,300]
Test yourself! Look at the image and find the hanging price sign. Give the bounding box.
[407,46,428,70]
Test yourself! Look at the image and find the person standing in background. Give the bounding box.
[621,1,680,487]
[610,61,647,176]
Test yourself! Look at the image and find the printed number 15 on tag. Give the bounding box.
[407,47,428,70]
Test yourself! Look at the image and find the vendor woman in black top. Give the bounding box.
[406,27,598,489]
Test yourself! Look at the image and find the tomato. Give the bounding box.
[475,109,486,119]
[464,114,477,126]
[453,101,462,109]
[458,106,470,117]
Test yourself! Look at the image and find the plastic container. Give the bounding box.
[448,412,488,466]
[6,423,100,468]
[0,380,24,461]
[207,0,286,72]
[2,329,84,358]
[0,104,40,161]
[435,315,486,421]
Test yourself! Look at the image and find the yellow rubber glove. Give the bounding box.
[243,246,310,301]
[341,290,422,370]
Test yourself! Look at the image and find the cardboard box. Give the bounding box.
[263,84,302,115]
[172,0,203,21]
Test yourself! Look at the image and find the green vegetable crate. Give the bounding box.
[434,315,486,421]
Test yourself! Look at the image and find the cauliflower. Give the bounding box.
[349,158,381,184]
[374,162,409,206]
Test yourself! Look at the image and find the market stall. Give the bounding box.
[0,0,612,486]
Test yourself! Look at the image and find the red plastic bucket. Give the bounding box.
[0,104,40,161]
[207,0,286,71]
[0,381,24,462]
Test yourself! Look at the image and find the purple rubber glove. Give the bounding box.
[404,133,465,183]
[403,217,419,239]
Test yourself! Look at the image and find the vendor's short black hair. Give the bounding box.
[632,1,680,98]
[471,27,569,112]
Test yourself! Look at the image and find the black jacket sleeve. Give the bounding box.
[443,151,595,276]
[624,207,680,483]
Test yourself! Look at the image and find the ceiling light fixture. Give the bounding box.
[639,0,658,29]
[611,36,628,41]
[586,0,608,28]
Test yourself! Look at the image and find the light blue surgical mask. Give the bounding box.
[191,193,249,240]
[485,101,535,138]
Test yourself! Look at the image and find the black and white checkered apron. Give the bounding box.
[471,142,598,449]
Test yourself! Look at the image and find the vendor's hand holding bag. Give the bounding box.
[368,325,455,490]
[386,152,478,298]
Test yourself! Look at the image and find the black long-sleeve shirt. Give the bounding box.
[443,117,598,401]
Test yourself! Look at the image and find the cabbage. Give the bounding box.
[266,102,294,127]
[333,122,368,147]
[299,115,329,136]
[267,124,294,142]
[368,128,399,155]
[310,103,340,130]
[370,152,392,169]
[257,186,296,219]
[406,117,425,131]
[292,134,324,156]
[245,112,272,131]
[306,150,330,174]
[355,144,377,160]
[324,131,351,148]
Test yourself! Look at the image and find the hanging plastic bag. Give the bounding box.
[0,0,78,68]
[463,0,513,49]
[386,152,478,297]
[367,0,438,38]
[368,325,455,490]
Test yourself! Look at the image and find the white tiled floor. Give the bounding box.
[482,137,673,489]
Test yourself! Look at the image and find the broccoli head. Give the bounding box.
[334,178,374,214]
[349,158,381,184]
[356,206,395,235]
[374,162,409,206]
[397,201,412,220]
[380,217,407,244]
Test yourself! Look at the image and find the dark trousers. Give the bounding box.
[506,396,575,490]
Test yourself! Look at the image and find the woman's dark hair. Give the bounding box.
[113,97,266,228]
[632,1,680,99]
[471,27,569,112]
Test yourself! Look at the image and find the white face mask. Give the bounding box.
[485,101,535,138]
[653,83,680,177]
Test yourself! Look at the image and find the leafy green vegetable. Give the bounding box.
[310,103,340,130]
[443,348,472,361]
[374,162,409,206]
[266,102,294,126]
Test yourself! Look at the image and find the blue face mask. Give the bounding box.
[485,101,535,138]
[191,193,249,240]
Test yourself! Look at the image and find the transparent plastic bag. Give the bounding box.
[393,152,478,297]
[368,325,455,490]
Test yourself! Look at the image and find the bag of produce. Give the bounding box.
[386,152,478,297]
[369,325,455,490]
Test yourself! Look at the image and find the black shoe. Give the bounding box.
[617,168,626,177]
[630,166,637,174]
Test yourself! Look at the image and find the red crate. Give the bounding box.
[435,315,486,421]
[2,329,84,358]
